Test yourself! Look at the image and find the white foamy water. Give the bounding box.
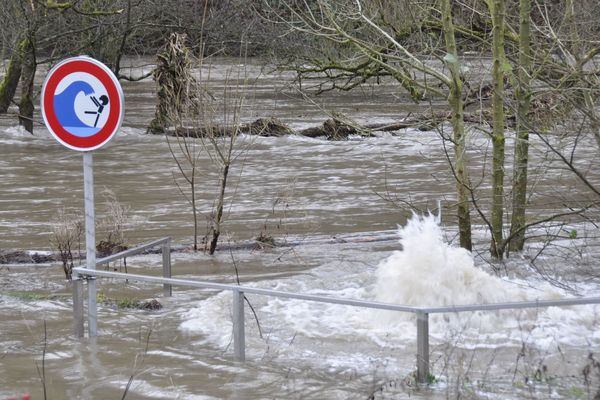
[180,215,599,368]
[375,214,532,305]
[371,214,541,335]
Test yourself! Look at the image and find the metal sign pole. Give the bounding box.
[83,152,97,337]
[41,56,124,339]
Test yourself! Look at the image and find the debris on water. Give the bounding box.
[0,250,54,264]
[96,240,128,258]
[254,232,276,249]
[141,299,163,311]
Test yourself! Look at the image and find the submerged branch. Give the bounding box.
[158,113,481,141]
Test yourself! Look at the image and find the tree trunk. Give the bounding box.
[112,0,133,78]
[0,37,25,113]
[563,0,580,63]
[509,0,532,253]
[441,0,472,251]
[18,37,35,134]
[191,174,198,251]
[583,92,600,149]
[209,163,230,255]
[490,0,506,258]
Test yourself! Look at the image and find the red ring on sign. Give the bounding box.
[42,59,122,151]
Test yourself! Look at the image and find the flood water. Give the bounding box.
[1,57,599,399]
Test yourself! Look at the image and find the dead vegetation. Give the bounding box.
[96,189,131,259]
[49,208,84,280]
[161,113,466,141]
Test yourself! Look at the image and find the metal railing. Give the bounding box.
[71,237,171,338]
[71,238,600,384]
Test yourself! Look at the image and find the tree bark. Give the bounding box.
[18,37,36,133]
[0,37,25,113]
[209,163,230,255]
[191,173,198,251]
[509,0,532,253]
[441,0,472,251]
[490,0,506,258]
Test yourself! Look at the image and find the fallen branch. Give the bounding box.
[160,113,462,140]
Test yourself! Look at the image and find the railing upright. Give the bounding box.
[416,311,430,384]
[232,289,246,361]
[72,270,85,338]
[162,239,172,297]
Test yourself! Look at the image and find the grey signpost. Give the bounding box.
[41,56,124,338]
[83,152,97,336]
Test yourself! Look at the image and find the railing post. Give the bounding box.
[72,271,84,338]
[162,238,172,297]
[416,311,430,384]
[232,289,245,361]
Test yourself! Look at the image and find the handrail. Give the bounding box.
[71,237,172,339]
[73,266,600,314]
[72,257,600,385]
[421,296,600,313]
[96,236,171,266]
[73,267,421,313]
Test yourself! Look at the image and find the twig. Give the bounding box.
[121,329,152,399]
[35,320,48,400]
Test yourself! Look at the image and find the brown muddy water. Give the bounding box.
[1,57,599,399]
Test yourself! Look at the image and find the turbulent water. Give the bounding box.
[1,57,599,399]
[181,214,599,354]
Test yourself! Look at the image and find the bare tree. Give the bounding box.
[508,0,532,253]
[198,65,250,255]
[488,0,507,258]
[169,53,252,255]
[152,33,203,250]
[266,0,474,249]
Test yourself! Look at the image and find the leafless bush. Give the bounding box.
[582,353,600,399]
[97,189,130,258]
[50,208,84,280]
[101,189,130,246]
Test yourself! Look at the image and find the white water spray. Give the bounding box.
[373,214,530,327]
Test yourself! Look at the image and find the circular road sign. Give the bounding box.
[41,56,124,151]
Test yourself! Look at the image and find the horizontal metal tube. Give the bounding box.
[72,267,600,314]
[73,267,420,313]
[96,237,171,266]
[420,297,600,313]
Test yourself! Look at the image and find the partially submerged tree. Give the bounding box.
[267,0,474,250]
[488,0,507,258]
[148,33,196,134]
[155,31,251,254]
[508,0,532,253]
[264,0,600,260]
[153,33,203,250]
[0,36,25,114]
[198,65,250,255]
[0,1,39,133]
